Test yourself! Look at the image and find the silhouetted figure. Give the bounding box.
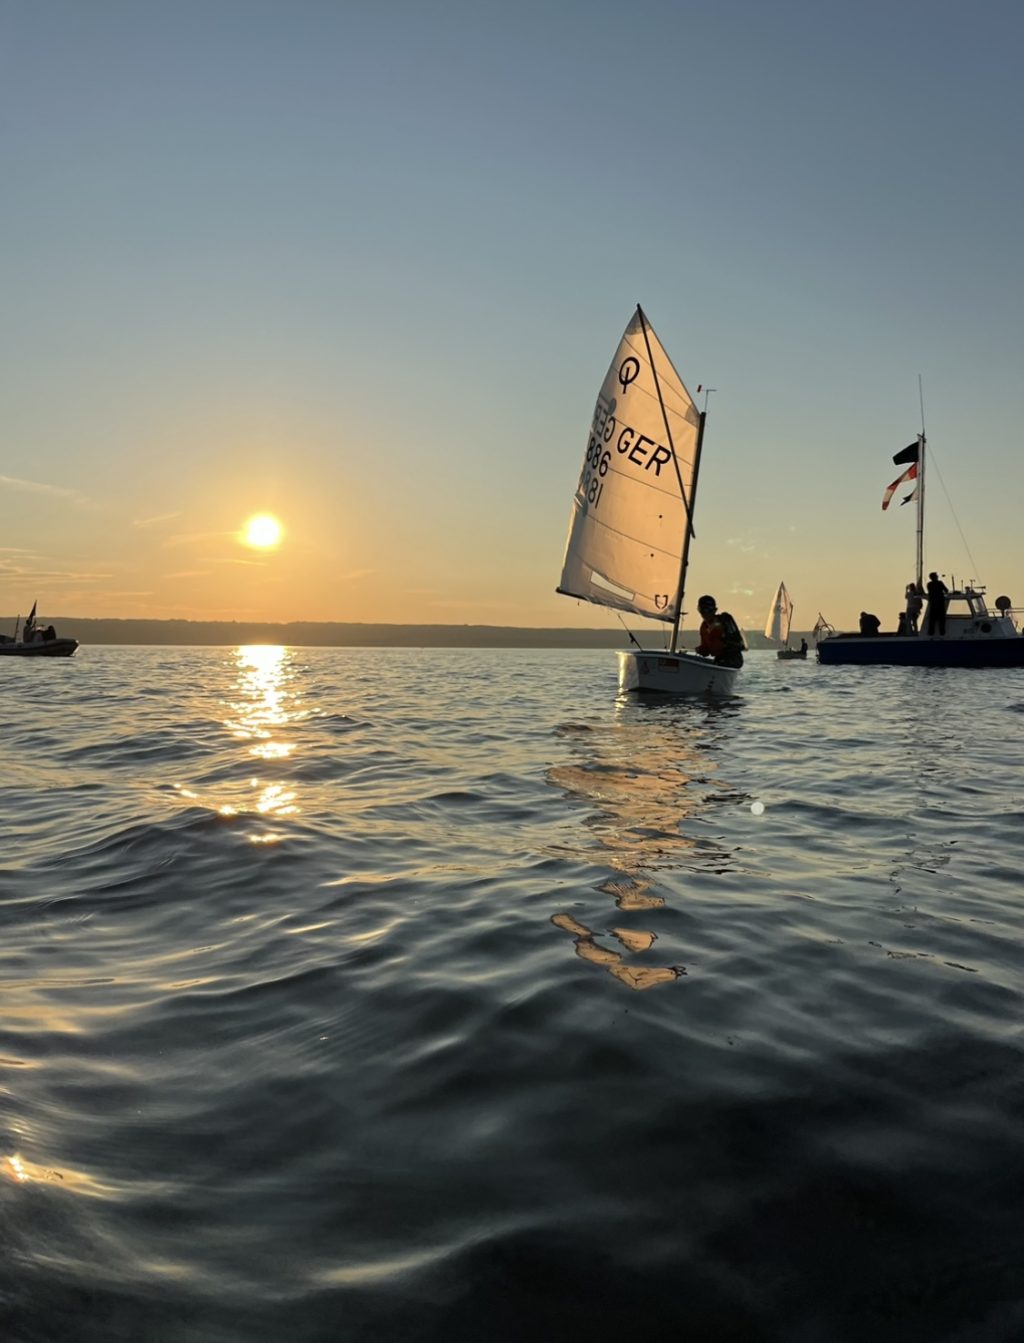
[695,594,744,668]
[799,638,808,655]
[859,611,881,635]
[926,572,949,635]
[904,581,923,633]
[897,612,909,634]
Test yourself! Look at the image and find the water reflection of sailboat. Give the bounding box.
[547,696,743,990]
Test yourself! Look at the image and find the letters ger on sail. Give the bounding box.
[557,309,700,622]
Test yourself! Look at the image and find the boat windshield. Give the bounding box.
[946,589,989,617]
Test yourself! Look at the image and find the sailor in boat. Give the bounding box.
[925,571,949,635]
[694,595,744,669]
[799,637,808,655]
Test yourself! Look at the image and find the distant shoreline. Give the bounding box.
[2,617,799,649]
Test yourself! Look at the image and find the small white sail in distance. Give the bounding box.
[764,581,794,644]
[557,307,700,623]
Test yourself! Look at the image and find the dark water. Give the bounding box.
[1,647,1022,1342]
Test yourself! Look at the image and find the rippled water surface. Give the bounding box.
[2,646,1022,1342]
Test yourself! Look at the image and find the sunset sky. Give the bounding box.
[3,0,1022,634]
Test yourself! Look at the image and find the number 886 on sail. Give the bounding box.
[577,435,610,509]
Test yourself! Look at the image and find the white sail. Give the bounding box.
[557,307,700,623]
[764,581,793,644]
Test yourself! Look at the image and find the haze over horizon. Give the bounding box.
[0,613,811,652]
[3,0,1022,635]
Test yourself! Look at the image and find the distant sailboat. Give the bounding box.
[764,581,806,659]
[557,306,740,694]
[812,613,835,647]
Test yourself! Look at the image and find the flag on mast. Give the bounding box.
[892,439,920,466]
[882,463,918,511]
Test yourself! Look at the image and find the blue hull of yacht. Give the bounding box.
[817,635,1024,667]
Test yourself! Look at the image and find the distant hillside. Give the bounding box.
[2,617,805,649]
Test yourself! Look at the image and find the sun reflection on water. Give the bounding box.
[227,645,300,756]
[175,645,307,837]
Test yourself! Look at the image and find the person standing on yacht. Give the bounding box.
[925,572,949,635]
[904,582,923,633]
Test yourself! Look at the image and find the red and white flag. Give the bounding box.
[882,462,917,511]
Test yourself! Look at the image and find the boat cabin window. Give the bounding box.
[946,590,989,618]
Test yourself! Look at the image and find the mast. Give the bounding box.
[635,305,702,654]
[915,433,926,590]
[670,409,706,653]
[919,378,924,588]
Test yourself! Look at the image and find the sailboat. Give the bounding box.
[557,306,739,694]
[817,429,1023,667]
[765,581,806,659]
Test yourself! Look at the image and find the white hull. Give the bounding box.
[618,649,740,695]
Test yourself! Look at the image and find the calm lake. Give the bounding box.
[2,647,1022,1342]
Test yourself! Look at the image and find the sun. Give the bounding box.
[241,513,284,549]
